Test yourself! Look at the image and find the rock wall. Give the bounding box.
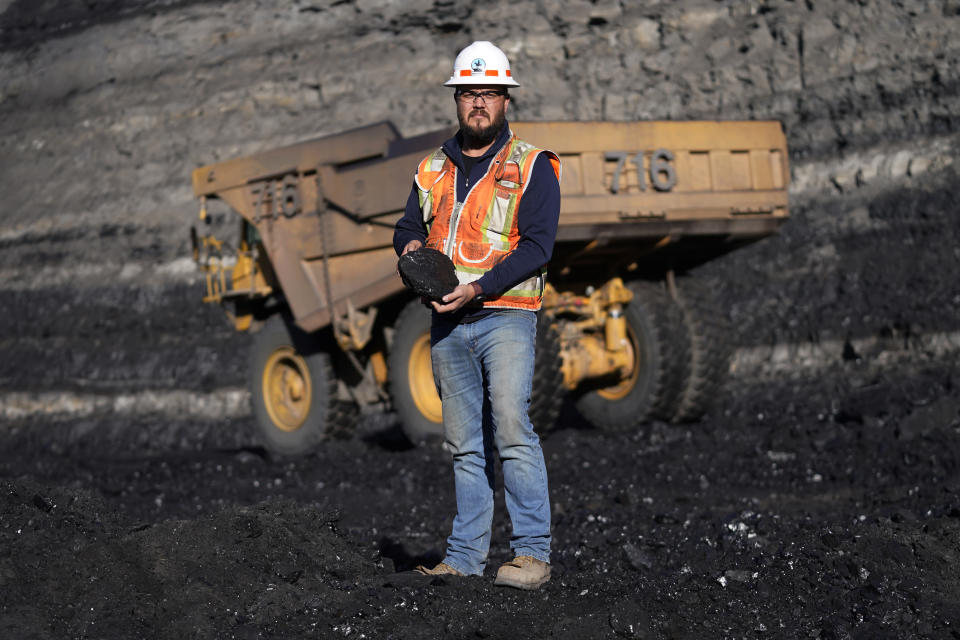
[0,0,958,400]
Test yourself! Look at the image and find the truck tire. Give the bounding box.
[672,276,733,422]
[574,280,689,431]
[248,314,355,456]
[388,301,566,445]
[530,312,564,433]
[388,300,443,444]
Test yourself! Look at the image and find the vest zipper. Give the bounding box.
[445,201,463,257]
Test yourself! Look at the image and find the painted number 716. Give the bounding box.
[605,149,676,193]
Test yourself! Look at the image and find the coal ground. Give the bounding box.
[2,184,960,638]
[3,355,960,639]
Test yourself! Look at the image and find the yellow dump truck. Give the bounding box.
[191,121,789,455]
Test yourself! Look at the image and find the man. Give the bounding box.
[393,41,561,590]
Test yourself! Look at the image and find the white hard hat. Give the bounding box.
[443,41,520,88]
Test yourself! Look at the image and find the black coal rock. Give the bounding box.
[398,248,459,301]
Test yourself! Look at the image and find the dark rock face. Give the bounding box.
[398,248,458,302]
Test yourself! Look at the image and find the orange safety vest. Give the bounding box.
[415,134,561,311]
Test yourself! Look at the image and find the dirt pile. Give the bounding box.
[1,478,387,638]
[2,356,959,638]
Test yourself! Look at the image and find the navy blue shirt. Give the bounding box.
[393,122,561,321]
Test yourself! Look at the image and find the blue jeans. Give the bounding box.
[430,310,551,576]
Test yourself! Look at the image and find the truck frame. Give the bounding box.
[191,120,788,455]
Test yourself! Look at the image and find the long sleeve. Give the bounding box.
[393,184,427,256]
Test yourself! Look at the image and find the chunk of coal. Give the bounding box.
[622,542,654,571]
[723,569,755,583]
[398,248,459,301]
[32,494,54,513]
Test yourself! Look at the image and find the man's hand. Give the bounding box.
[401,240,423,256]
[397,239,424,281]
[431,283,477,314]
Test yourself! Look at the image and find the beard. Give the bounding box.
[459,107,506,148]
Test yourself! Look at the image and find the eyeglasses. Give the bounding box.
[455,89,508,104]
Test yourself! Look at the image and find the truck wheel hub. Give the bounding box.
[596,331,638,401]
[263,347,312,432]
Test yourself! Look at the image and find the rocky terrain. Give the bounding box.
[1,0,959,638]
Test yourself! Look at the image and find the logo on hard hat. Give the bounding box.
[470,58,486,74]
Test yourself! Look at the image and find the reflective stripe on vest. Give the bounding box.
[415,134,561,311]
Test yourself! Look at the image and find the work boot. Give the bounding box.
[494,556,550,590]
[413,562,465,577]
